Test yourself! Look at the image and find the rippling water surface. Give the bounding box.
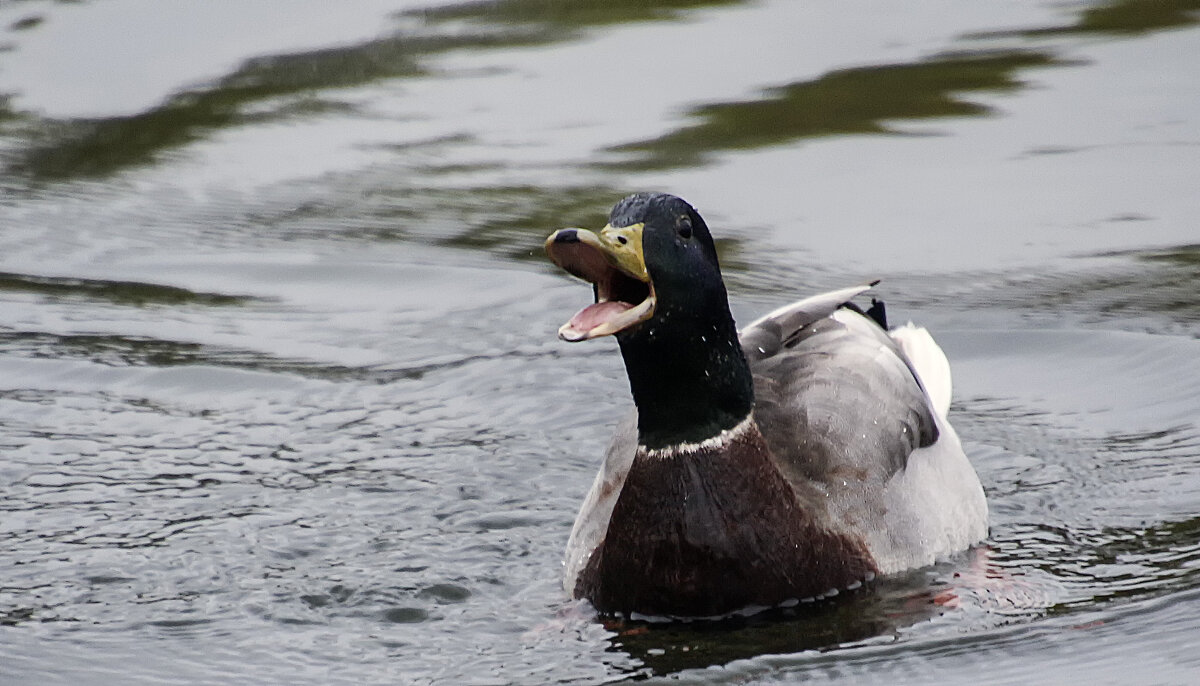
[2,1,1199,684]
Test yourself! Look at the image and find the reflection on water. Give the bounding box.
[3,0,1192,189]
[0,271,255,306]
[1,0,1199,683]
[417,0,744,26]
[3,0,1196,268]
[1,0,750,182]
[920,245,1200,339]
[974,0,1200,37]
[598,563,979,675]
[4,36,423,180]
[611,50,1063,170]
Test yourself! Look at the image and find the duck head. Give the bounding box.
[546,193,753,450]
[545,192,726,342]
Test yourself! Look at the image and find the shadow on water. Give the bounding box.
[598,568,957,677]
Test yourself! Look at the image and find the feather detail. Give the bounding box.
[890,322,953,419]
[739,282,878,362]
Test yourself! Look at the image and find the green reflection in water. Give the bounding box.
[608,50,1062,170]
[0,271,254,307]
[415,0,742,28]
[2,0,1196,282]
[1132,245,1200,320]
[8,15,45,32]
[1,331,210,368]
[1082,244,1200,323]
[973,0,1200,38]
[0,329,509,382]
[245,180,625,261]
[1069,0,1200,34]
[1141,243,1200,267]
[3,0,1192,185]
[435,184,618,256]
[4,37,431,180]
[366,182,748,271]
[1047,514,1200,614]
[944,243,1200,331]
[2,0,749,182]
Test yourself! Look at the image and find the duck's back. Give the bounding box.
[751,310,937,484]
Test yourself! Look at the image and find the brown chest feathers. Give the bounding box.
[574,421,879,617]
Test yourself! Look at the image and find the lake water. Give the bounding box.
[1,1,1198,684]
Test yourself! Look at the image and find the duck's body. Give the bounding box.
[546,193,988,617]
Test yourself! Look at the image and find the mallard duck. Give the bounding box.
[544,192,988,617]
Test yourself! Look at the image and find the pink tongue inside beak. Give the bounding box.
[563,301,632,337]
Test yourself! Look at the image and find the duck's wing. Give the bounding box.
[562,410,637,593]
[738,282,878,363]
[748,299,939,487]
[748,295,988,572]
[889,322,952,419]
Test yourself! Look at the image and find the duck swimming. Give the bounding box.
[545,192,988,617]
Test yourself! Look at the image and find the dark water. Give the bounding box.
[2,1,1199,684]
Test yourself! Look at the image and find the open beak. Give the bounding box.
[544,223,655,342]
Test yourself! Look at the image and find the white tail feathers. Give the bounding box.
[889,323,953,419]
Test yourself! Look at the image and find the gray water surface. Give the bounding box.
[2,1,1199,684]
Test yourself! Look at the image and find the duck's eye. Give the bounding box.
[677,216,693,239]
